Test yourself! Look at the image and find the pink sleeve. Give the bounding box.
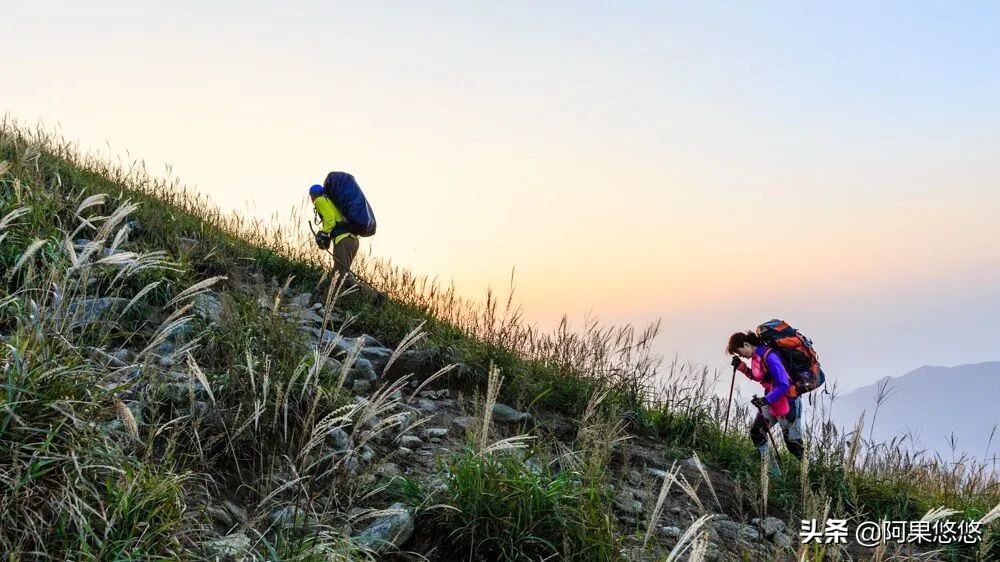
[737,362,757,380]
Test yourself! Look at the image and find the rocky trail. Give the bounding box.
[75,260,802,560]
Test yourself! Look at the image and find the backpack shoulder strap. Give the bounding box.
[760,348,774,379]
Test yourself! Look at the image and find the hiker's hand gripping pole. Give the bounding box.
[308,220,348,272]
[753,394,782,457]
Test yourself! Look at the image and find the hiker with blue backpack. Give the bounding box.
[727,320,826,473]
[309,171,377,289]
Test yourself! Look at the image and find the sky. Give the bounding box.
[4,1,1000,396]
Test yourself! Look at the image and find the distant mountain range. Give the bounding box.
[831,361,1000,463]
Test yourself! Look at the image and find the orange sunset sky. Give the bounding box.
[5,1,999,392]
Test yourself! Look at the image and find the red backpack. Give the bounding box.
[756,319,825,397]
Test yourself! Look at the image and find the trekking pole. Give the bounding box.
[724,364,737,433]
[753,394,782,456]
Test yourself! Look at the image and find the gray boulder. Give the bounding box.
[492,403,531,424]
[360,346,393,373]
[613,490,643,515]
[451,416,478,434]
[359,445,376,465]
[317,333,385,356]
[322,356,343,374]
[386,346,456,377]
[100,365,142,391]
[355,334,384,348]
[154,347,176,368]
[756,516,786,538]
[342,456,362,475]
[396,411,418,431]
[283,307,326,325]
[205,505,234,528]
[222,500,248,524]
[309,328,346,349]
[627,470,643,487]
[346,358,378,385]
[647,468,671,480]
[423,427,449,440]
[399,435,423,449]
[713,519,743,542]
[681,456,701,471]
[113,348,135,364]
[658,526,682,540]
[193,291,223,323]
[376,462,402,479]
[415,398,438,413]
[741,525,761,542]
[65,297,129,328]
[203,532,250,558]
[359,413,382,432]
[169,322,197,341]
[774,531,793,549]
[327,428,353,453]
[287,292,313,308]
[351,502,415,553]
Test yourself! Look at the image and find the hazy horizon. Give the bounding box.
[831,361,1000,466]
[5,1,999,394]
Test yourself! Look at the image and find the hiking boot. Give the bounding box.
[784,438,804,460]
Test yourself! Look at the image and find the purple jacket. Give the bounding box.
[735,345,792,416]
[760,345,791,405]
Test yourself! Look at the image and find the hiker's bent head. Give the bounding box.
[727,331,761,358]
[308,184,324,201]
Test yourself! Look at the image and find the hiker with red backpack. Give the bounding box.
[727,320,826,473]
[309,171,377,288]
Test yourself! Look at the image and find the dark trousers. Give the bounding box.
[333,236,359,287]
[331,237,385,306]
[750,397,805,459]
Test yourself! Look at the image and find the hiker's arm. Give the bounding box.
[736,362,754,378]
[763,353,791,403]
[313,197,338,234]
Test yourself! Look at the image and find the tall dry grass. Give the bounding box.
[2,118,998,560]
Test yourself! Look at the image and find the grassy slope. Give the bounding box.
[1,122,997,560]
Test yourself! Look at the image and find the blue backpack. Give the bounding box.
[322,172,377,237]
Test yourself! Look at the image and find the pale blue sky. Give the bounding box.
[4,1,999,393]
